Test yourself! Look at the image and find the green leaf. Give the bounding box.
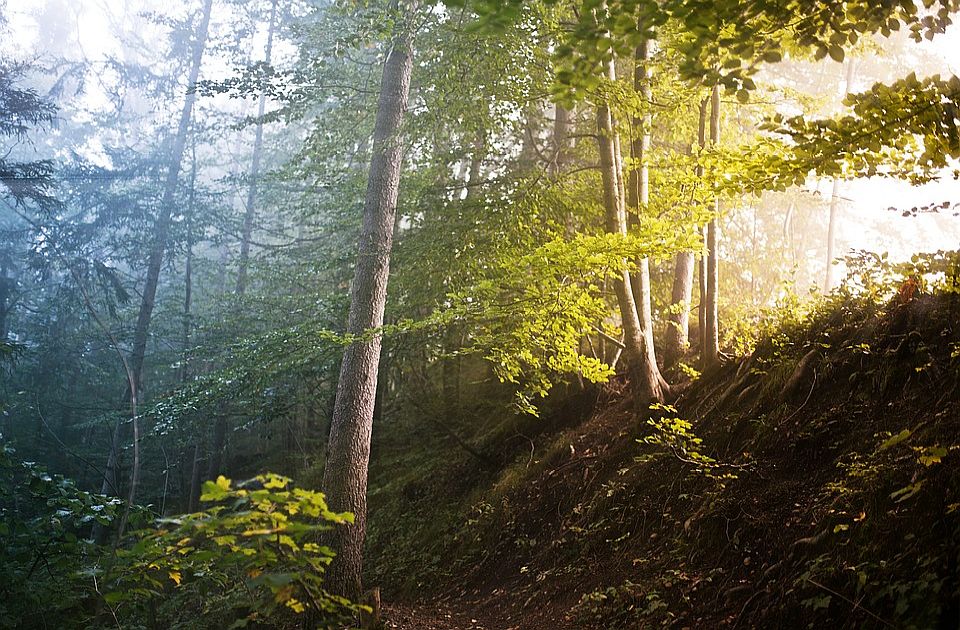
[878,429,911,451]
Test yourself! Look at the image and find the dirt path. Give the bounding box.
[382,602,499,629]
[381,586,573,630]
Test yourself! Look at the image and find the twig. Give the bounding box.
[804,577,895,628]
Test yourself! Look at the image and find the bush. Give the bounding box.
[0,449,359,629]
[105,474,361,628]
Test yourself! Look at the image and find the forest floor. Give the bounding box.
[366,292,960,629]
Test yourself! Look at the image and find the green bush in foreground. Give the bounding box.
[0,448,359,629]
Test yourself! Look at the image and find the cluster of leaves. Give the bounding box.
[841,248,960,301]
[771,73,960,183]
[104,474,360,629]
[0,444,125,627]
[0,448,358,629]
[638,404,737,482]
[461,0,957,97]
[572,581,670,629]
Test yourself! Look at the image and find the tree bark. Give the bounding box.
[627,37,669,400]
[596,56,665,412]
[235,0,279,296]
[321,8,415,599]
[824,60,856,292]
[181,141,197,385]
[96,0,212,539]
[664,251,694,368]
[666,97,707,367]
[549,104,573,179]
[703,84,721,368]
[129,0,212,395]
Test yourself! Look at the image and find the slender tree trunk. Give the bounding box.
[694,99,708,357]
[235,0,279,296]
[824,59,856,293]
[444,133,483,419]
[0,263,11,340]
[824,177,841,291]
[206,413,227,481]
[100,0,211,533]
[596,56,664,411]
[129,0,212,395]
[664,252,694,368]
[205,0,281,485]
[181,142,197,385]
[550,104,573,179]
[627,37,669,399]
[188,443,202,512]
[703,85,721,368]
[321,9,415,599]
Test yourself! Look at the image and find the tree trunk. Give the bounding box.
[206,412,227,481]
[321,9,414,599]
[0,278,9,341]
[98,0,212,537]
[235,0,279,296]
[664,251,694,368]
[129,0,212,395]
[666,97,707,367]
[188,442,202,512]
[596,56,665,412]
[549,104,573,179]
[627,37,669,400]
[824,59,856,292]
[181,141,197,385]
[0,259,12,340]
[703,84,721,368]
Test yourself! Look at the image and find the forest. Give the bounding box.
[2,0,960,627]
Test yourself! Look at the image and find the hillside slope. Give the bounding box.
[366,291,960,629]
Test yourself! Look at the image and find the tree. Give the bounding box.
[628,33,670,397]
[97,0,214,533]
[702,84,721,368]
[824,59,857,293]
[321,0,416,598]
[595,50,665,412]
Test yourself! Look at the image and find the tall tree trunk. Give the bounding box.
[206,0,281,486]
[823,177,841,291]
[627,37,669,399]
[596,56,665,412]
[695,99,708,357]
[664,252,694,368]
[235,0,279,296]
[102,0,212,530]
[130,0,212,395]
[187,443,202,512]
[444,133,484,419]
[549,104,573,179]
[181,141,197,385]
[0,276,10,341]
[824,60,856,292]
[206,412,227,481]
[321,10,414,599]
[0,258,12,341]
[703,84,721,368]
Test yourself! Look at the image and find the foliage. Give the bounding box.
[638,404,737,482]
[105,474,360,628]
[573,581,671,629]
[0,444,126,628]
[0,455,359,629]
[769,73,960,182]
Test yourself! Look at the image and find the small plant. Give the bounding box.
[638,405,737,482]
[106,474,361,629]
[573,581,670,629]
